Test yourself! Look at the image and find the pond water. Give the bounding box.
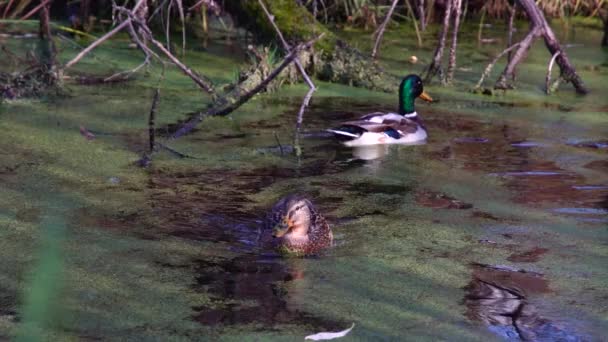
[0,20,607,341]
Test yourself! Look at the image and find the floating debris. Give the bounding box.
[305,323,355,341]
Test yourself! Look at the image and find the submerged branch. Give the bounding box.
[170,34,324,139]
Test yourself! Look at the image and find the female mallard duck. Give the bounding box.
[327,74,433,146]
[265,195,333,256]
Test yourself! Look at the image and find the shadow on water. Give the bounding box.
[464,264,585,341]
[191,255,344,331]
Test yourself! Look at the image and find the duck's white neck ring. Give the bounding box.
[403,112,418,118]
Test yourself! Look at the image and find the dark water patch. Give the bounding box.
[446,98,575,112]
[453,137,489,143]
[70,207,159,240]
[471,211,501,221]
[584,160,608,172]
[147,164,360,245]
[507,247,549,263]
[415,190,473,210]
[192,255,343,331]
[347,181,411,196]
[485,161,601,206]
[15,207,41,223]
[464,263,586,341]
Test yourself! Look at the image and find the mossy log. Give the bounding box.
[224,0,398,92]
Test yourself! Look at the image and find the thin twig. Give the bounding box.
[274,132,284,156]
[148,88,160,152]
[187,0,221,15]
[545,50,561,94]
[64,20,129,69]
[63,0,147,70]
[293,87,315,157]
[404,0,422,47]
[371,0,399,59]
[119,7,217,96]
[19,0,53,20]
[475,42,521,90]
[507,4,516,63]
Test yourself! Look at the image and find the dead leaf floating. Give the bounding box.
[304,323,355,341]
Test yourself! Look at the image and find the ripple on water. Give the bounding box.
[453,137,490,143]
[572,185,608,191]
[489,171,563,176]
[510,141,547,148]
[552,208,608,215]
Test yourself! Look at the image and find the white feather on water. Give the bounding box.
[304,323,355,340]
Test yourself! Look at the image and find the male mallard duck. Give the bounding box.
[265,195,333,256]
[327,74,433,146]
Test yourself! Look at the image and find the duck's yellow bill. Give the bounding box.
[273,217,292,238]
[419,91,433,102]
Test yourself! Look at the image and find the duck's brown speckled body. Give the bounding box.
[265,195,333,256]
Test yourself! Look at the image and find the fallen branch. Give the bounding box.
[171,34,324,139]
[545,51,561,94]
[475,43,521,90]
[371,0,399,59]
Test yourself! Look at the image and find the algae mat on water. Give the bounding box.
[1,21,608,341]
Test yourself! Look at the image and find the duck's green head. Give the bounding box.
[398,74,433,115]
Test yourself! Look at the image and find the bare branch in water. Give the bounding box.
[545,51,561,94]
[475,43,521,90]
